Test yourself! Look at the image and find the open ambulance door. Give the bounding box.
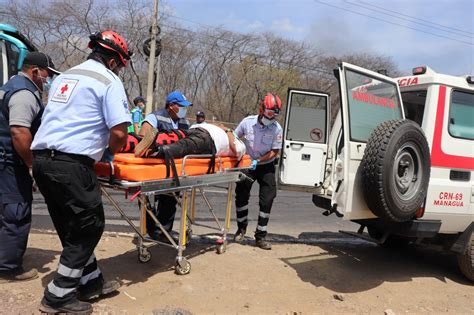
[278,88,330,193]
[335,62,405,219]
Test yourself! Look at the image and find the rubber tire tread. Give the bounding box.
[361,119,430,222]
[457,233,474,282]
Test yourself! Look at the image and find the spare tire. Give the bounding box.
[361,119,430,222]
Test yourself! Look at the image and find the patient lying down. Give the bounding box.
[121,123,246,160]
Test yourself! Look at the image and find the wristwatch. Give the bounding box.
[225,128,233,133]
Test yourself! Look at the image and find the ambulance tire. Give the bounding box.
[362,119,430,222]
[457,233,474,282]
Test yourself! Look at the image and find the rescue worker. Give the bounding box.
[128,96,145,134]
[139,91,192,240]
[195,111,206,124]
[0,51,59,283]
[31,30,132,314]
[233,93,283,250]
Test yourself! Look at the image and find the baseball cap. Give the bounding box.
[166,91,193,107]
[23,52,60,76]
[196,111,205,117]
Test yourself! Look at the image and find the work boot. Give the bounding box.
[39,297,92,314]
[78,279,121,301]
[0,267,38,283]
[134,127,158,157]
[233,228,246,243]
[255,238,272,250]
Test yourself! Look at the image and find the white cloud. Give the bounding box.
[271,17,304,33]
[248,20,264,30]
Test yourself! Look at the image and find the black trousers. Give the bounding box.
[0,165,32,272]
[235,162,277,240]
[154,127,214,159]
[33,151,104,306]
[146,128,214,237]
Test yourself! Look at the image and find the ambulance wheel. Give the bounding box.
[362,119,430,222]
[457,233,474,282]
[175,259,191,275]
[138,250,152,263]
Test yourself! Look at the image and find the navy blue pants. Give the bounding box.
[0,201,32,271]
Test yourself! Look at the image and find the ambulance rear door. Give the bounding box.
[279,88,330,192]
[335,62,405,219]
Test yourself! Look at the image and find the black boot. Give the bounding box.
[78,279,121,301]
[39,297,92,314]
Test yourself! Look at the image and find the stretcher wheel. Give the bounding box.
[175,259,191,275]
[216,239,226,255]
[138,249,152,263]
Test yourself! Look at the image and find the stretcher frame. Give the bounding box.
[98,154,251,275]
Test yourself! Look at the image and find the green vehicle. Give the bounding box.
[0,23,37,86]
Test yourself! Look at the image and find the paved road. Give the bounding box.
[32,185,358,241]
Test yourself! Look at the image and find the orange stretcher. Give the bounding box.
[94,153,252,181]
[96,153,253,275]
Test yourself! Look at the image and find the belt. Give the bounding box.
[33,149,94,167]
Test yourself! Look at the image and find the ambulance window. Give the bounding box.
[401,90,426,126]
[286,92,327,143]
[449,90,474,140]
[5,41,20,79]
[345,69,402,142]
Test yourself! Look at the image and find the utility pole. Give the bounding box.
[145,0,159,115]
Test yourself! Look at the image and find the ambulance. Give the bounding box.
[279,62,474,282]
[0,23,37,86]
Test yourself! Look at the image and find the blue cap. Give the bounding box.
[166,91,193,107]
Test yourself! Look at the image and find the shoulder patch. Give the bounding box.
[51,79,79,103]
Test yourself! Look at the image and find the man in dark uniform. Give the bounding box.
[139,91,192,240]
[31,30,132,314]
[0,52,59,282]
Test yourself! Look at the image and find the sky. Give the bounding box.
[162,0,474,76]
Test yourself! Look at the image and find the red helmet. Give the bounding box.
[260,93,282,118]
[88,30,132,67]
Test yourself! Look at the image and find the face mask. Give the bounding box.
[177,107,187,119]
[261,116,274,126]
[42,77,52,93]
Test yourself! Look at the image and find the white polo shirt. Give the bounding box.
[190,123,246,159]
[31,59,131,161]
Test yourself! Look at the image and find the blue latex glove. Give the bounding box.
[251,159,258,170]
[100,147,115,163]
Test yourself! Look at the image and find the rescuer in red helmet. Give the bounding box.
[32,30,132,314]
[233,93,283,250]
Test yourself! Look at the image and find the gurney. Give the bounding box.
[95,153,252,275]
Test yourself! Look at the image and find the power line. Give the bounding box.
[314,0,473,46]
[358,0,473,36]
[345,0,473,39]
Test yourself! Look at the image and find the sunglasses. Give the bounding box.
[263,109,279,119]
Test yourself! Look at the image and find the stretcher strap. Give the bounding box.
[205,137,217,174]
[163,148,180,186]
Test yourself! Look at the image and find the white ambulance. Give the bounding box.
[279,62,474,282]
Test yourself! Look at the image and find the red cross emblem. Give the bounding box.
[60,84,69,94]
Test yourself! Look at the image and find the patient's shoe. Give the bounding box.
[135,128,158,157]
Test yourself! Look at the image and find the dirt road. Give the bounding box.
[1,231,473,314]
